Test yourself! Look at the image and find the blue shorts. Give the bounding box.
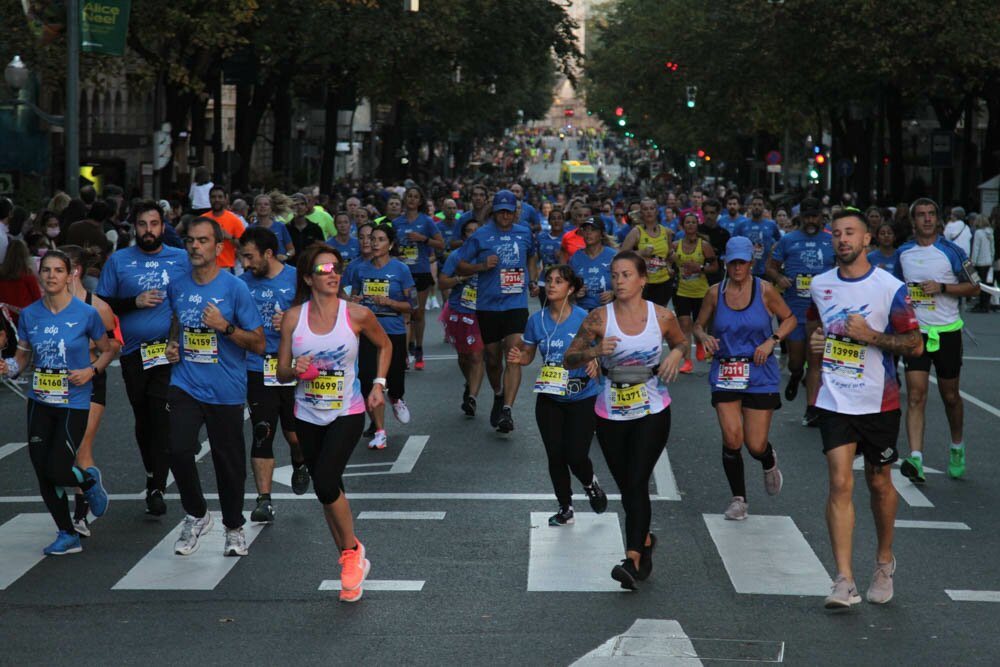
[783,295,811,342]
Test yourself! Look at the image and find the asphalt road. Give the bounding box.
[2,305,999,666]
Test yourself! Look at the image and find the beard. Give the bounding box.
[837,247,863,265]
[137,233,163,252]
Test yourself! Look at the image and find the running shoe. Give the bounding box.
[637,533,657,581]
[548,505,574,526]
[368,429,387,450]
[224,527,249,556]
[174,513,213,556]
[679,359,694,374]
[866,557,896,604]
[497,406,514,433]
[900,455,926,484]
[392,399,411,424]
[948,445,966,479]
[763,455,783,496]
[408,340,416,356]
[824,575,861,609]
[723,496,748,521]
[339,586,364,603]
[82,466,109,517]
[461,393,477,417]
[250,496,275,523]
[489,395,504,427]
[585,476,608,513]
[291,463,310,495]
[801,406,820,428]
[784,373,802,401]
[145,489,167,516]
[414,347,424,371]
[695,342,705,362]
[339,541,370,591]
[73,518,91,538]
[43,530,82,556]
[74,493,89,523]
[611,558,639,591]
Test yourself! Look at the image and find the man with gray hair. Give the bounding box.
[300,186,335,238]
[944,206,972,258]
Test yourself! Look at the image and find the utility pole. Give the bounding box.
[66,0,80,196]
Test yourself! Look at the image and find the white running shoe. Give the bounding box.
[368,430,387,450]
[224,526,248,557]
[174,513,213,555]
[392,399,411,424]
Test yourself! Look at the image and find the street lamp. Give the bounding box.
[5,56,29,91]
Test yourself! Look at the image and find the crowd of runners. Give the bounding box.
[0,178,992,606]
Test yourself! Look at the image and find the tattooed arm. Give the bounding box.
[564,307,611,369]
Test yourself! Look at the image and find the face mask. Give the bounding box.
[46,227,61,239]
[36,248,48,257]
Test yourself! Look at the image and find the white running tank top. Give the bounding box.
[292,299,364,426]
[595,300,671,420]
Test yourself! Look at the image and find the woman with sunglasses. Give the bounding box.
[276,244,391,603]
[348,225,414,449]
[693,237,795,522]
[0,250,113,555]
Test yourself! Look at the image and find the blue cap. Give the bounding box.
[725,236,754,263]
[492,189,517,213]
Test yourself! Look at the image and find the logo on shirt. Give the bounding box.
[145,261,160,269]
[44,325,59,335]
[211,297,224,304]
[279,288,291,294]
[64,322,78,328]
[187,294,203,305]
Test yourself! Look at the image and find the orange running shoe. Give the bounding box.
[339,586,364,603]
[695,342,705,361]
[339,541,371,591]
[679,359,694,374]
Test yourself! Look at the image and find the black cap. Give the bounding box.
[800,198,822,216]
[579,216,605,232]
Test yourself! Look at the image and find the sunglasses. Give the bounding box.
[313,262,343,275]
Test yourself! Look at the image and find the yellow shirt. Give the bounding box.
[637,225,672,284]
[674,237,709,298]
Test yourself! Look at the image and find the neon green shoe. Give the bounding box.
[948,446,966,479]
[900,455,926,483]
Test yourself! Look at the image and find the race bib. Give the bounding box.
[140,339,170,370]
[183,327,219,363]
[303,369,345,410]
[401,245,419,265]
[609,382,650,419]
[33,367,69,405]
[822,334,866,380]
[534,364,569,396]
[907,283,935,310]
[263,354,295,387]
[647,254,668,273]
[460,283,477,310]
[363,279,390,298]
[500,268,525,294]
[716,357,750,391]
[795,274,813,298]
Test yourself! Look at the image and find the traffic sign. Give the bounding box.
[835,158,854,177]
[765,150,782,165]
[766,164,782,173]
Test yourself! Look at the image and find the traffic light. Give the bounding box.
[564,108,574,117]
[697,149,705,158]
[685,86,697,109]
[665,61,679,72]
[814,153,826,166]
[615,106,624,117]
[688,159,697,168]
[618,118,626,127]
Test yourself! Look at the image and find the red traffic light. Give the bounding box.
[564,108,574,117]
[697,149,705,158]
[665,61,679,72]
[615,106,624,117]
[815,154,826,165]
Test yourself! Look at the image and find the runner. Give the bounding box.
[438,219,484,416]
[164,216,265,557]
[507,264,607,526]
[620,198,675,306]
[718,193,748,236]
[699,199,731,286]
[765,198,834,416]
[535,206,567,309]
[349,225,414,449]
[96,200,189,516]
[735,193,780,279]
[327,211,361,266]
[808,209,923,608]
[239,226,310,522]
[251,194,294,260]
[895,198,982,482]
[275,243,392,603]
[393,185,444,371]
[435,197,463,305]
[564,250,687,591]
[673,211,718,373]
[568,217,616,312]
[694,237,794,520]
[287,193,327,254]
[202,186,246,273]
[0,249,113,555]
[457,189,538,433]
[867,222,899,274]
[60,245,121,536]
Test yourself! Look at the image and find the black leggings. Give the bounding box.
[359,332,406,402]
[27,401,90,532]
[120,350,172,492]
[535,394,596,507]
[595,408,671,552]
[295,413,365,505]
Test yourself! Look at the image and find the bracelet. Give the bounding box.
[3,357,20,378]
[373,377,387,388]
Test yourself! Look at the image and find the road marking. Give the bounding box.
[946,590,1000,603]
[929,375,1000,420]
[0,514,57,590]
[421,354,457,361]
[112,511,264,590]
[890,469,933,508]
[0,491,667,503]
[319,579,424,591]
[0,442,27,461]
[703,514,831,596]
[345,435,429,477]
[357,511,445,520]
[653,450,681,500]
[571,619,703,665]
[527,511,624,592]
[964,356,1000,362]
[895,520,970,530]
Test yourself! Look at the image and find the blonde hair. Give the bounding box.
[267,190,294,219]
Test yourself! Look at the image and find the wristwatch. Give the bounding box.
[222,323,236,337]
[770,334,781,344]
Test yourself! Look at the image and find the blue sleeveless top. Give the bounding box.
[709,277,780,394]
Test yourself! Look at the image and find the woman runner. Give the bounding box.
[621,198,675,306]
[673,212,718,372]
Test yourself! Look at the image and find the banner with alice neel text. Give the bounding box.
[81,0,131,56]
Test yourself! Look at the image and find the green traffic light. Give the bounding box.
[686,100,695,109]
[617,118,626,127]
[809,169,819,179]
[688,159,697,168]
